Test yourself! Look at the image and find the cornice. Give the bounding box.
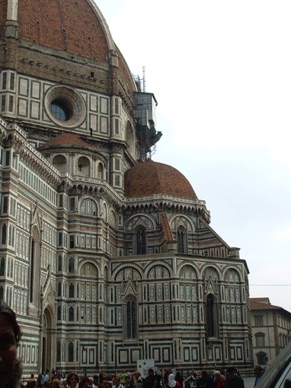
[121,196,211,223]
[6,122,61,188]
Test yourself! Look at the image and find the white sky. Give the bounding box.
[96,0,291,312]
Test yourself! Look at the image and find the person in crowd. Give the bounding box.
[52,379,61,388]
[80,376,95,388]
[253,365,265,386]
[41,369,50,385]
[185,370,198,388]
[164,369,171,388]
[0,301,23,388]
[175,372,184,388]
[112,376,123,388]
[197,371,213,388]
[98,375,111,388]
[132,371,141,386]
[144,368,159,388]
[67,373,79,387]
[224,367,244,388]
[212,371,225,388]
[168,373,179,388]
[26,380,37,388]
[124,375,135,388]
[26,374,37,388]
[136,376,143,388]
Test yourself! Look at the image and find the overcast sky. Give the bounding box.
[96,0,291,312]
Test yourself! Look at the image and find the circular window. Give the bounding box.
[44,86,86,128]
[51,99,71,122]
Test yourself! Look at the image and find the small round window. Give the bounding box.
[45,86,86,128]
[51,99,71,122]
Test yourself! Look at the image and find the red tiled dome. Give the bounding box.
[39,132,90,150]
[0,0,137,95]
[125,159,197,200]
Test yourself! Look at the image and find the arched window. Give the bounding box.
[80,199,97,215]
[30,227,41,304]
[68,342,74,362]
[0,257,5,275]
[206,294,218,338]
[57,305,62,320]
[78,157,90,177]
[57,282,62,297]
[68,257,74,273]
[177,226,187,253]
[69,306,74,321]
[53,155,67,173]
[58,255,62,272]
[1,224,7,245]
[97,163,104,180]
[69,283,74,298]
[136,226,146,255]
[125,297,137,339]
[57,341,61,362]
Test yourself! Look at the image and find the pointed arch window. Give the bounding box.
[125,296,137,340]
[57,282,62,297]
[30,228,41,305]
[177,226,187,253]
[0,257,5,276]
[57,305,62,320]
[68,342,74,362]
[206,293,218,338]
[69,306,74,321]
[136,226,146,255]
[1,224,7,244]
[68,257,75,273]
[58,255,62,272]
[69,283,74,298]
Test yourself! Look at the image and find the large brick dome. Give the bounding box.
[0,0,137,96]
[125,159,197,200]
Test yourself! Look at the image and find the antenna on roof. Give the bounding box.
[142,66,146,92]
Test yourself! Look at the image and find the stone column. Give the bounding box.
[7,0,18,21]
[5,0,19,39]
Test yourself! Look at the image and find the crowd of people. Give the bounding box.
[19,365,267,388]
[1,300,291,388]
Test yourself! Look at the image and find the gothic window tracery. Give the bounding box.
[68,257,75,273]
[206,293,218,338]
[69,283,74,298]
[30,226,40,305]
[80,198,97,215]
[177,226,187,253]
[135,226,146,255]
[69,306,74,321]
[58,255,62,271]
[0,256,4,275]
[125,296,137,340]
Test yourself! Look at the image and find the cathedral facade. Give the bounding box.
[0,0,253,377]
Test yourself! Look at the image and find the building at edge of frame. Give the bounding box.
[0,0,253,376]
